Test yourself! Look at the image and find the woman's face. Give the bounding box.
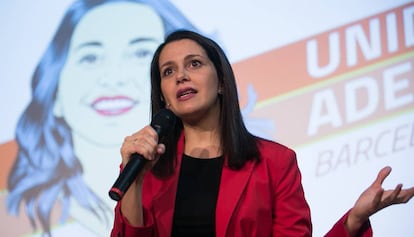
[55,2,164,145]
[159,39,221,122]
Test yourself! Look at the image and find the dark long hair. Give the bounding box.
[7,1,199,236]
[150,30,260,177]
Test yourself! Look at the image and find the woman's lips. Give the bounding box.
[91,96,137,116]
[176,87,197,101]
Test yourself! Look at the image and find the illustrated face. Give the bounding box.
[55,2,164,145]
[158,39,221,121]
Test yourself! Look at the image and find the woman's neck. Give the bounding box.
[71,133,120,209]
[183,121,222,159]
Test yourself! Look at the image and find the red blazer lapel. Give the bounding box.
[151,133,185,237]
[150,133,256,237]
[215,159,256,237]
[151,177,177,237]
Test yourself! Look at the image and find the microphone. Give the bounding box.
[109,109,176,201]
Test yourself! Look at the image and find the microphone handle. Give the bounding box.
[108,108,176,202]
[108,153,148,201]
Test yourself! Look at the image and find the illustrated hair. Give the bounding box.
[7,0,199,235]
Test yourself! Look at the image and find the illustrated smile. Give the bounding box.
[91,96,138,116]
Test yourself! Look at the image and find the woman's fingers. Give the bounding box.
[373,166,392,187]
[120,125,159,166]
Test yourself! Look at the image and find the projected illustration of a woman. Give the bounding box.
[6,0,200,236]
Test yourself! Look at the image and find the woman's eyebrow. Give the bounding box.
[73,37,159,51]
[129,37,160,45]
[75,41,102,51]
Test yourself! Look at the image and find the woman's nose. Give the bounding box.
[175,69,189,84]
[98,63,129,87]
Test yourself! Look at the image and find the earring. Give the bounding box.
[218,88,223,94]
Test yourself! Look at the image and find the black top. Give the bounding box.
[171,154,224,237]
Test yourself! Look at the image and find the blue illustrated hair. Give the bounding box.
[7,0,199,236]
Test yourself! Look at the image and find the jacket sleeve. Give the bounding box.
[110,163,155,237]
[110,201,155,237]
[324,210,372,237]
[272,148,312,236]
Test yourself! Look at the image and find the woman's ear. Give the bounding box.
[218,85,223,95]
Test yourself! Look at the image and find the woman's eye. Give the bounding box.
[79,54,99,65]
[134,49,153,59]
[163,68,173,77]
[190,60,201,67]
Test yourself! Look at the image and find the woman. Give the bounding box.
[7,0,199,236]
[111,30,414,237]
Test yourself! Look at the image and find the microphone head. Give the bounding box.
[150,109,176,138]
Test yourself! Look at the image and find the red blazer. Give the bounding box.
[111,134,372,237]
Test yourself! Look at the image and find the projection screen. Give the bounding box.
[1,0,413,236]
